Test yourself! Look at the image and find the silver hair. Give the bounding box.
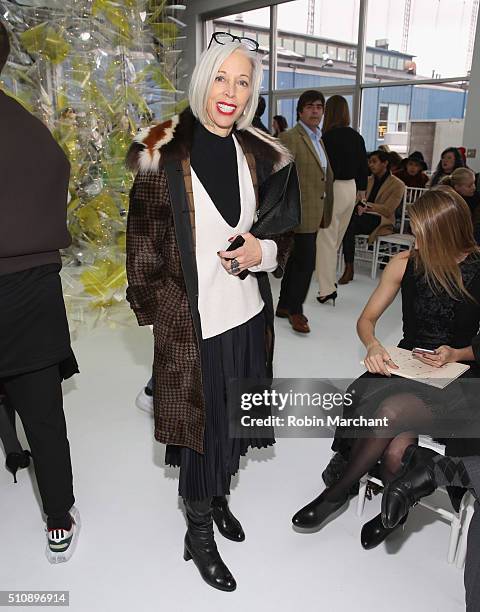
[188,41,263,131]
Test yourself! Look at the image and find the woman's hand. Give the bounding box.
[364,343,399,376]
[356,190,367,203]
[413,345,458,368]
[217,233,262,275]
[356,203,366,216]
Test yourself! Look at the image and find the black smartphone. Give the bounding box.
[224,235,248,279]
[226,235,245,252]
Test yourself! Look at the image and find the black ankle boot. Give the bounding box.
[381,445,437,529]
[183,498,236,592]
[361,512,407,550]
[322,452,348,487]
[5,450,31,484]
[212,496,245,542]
[292,489,349,530]
[322,453,360,495]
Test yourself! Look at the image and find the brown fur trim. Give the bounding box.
[126,107,292,174]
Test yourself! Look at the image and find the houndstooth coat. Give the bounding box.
[126,108,294,454]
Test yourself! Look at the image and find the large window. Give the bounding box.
[366,0,477,78]
[377,103,409,139]
[362,82,468,160]
[206,0,474,149]
[274,0,360,90]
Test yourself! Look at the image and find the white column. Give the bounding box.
[463,7,480,172]
[352,0,368,131]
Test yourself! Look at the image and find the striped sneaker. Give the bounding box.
[45,506,81,564]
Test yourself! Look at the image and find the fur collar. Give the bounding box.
[127,107,292,173]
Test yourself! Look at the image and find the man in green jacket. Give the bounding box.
[277,90,333,334]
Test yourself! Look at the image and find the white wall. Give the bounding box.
[434,120,465,167]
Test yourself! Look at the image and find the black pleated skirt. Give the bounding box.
[0,263,78,380]
[165,309,274,500]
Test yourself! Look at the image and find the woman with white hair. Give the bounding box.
[126,33,294,591]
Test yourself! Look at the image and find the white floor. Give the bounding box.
[0,263,467,612]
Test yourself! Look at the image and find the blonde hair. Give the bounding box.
[409,186,480,299]
[440,167,475,189]
[188,42,263,131]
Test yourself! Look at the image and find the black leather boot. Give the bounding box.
[292,489,349,530]
[381,445,437,529]
[322,452,360,495]
[183,498,236,592]
[212,496,245,542]
[361,512,407,550]
[322,452,348,487]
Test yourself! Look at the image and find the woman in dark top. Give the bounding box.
[316,95,368,304]
[272,114,288,137]
[394,150,429,188]
[430,146,465,186]
[293,187,480,549]
[0,22,79,564]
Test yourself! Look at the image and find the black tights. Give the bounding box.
[326,392,433,502]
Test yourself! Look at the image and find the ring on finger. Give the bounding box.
[231,258,240,273]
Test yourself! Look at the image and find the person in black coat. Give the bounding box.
[0,21,80,564]
[430,146,465,186]
[251,95,270,133]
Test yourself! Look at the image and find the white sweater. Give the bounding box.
[193,135,277,339]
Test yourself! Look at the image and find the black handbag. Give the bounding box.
[253,161,301,237]
[227,162,301,279]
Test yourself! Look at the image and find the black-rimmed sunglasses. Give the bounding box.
[208,31,259,52]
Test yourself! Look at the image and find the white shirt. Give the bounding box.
[193,135,278,339]
[299,120,328,170]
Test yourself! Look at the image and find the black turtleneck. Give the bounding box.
[190,121,241,228]
[369,170,391,203]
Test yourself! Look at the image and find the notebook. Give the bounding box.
[361,346,470,389]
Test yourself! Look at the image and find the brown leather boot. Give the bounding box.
[338,263,354,285]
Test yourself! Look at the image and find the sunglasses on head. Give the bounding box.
[208,31,259,52]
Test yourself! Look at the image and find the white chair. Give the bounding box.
[455,490,476,569]
[371,187,427,280]
[336,235,376,277]
[356,435,472,566]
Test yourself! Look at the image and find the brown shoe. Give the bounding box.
[338,263,354,285]
[289,313,310,333]
[275,307,290,319]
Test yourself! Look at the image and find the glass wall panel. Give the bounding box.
[366,0,479,78]
[206,2,472,146]
[361,82,468,166]
[275,0,359,89]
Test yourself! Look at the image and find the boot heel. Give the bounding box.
[183,546,192,561]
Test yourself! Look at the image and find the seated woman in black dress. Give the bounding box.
[292,186,480,548]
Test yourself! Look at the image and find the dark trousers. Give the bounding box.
[342,212,381,264]
[0,396,22,455]
[278,232,317,315]
[1,364,75,518]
